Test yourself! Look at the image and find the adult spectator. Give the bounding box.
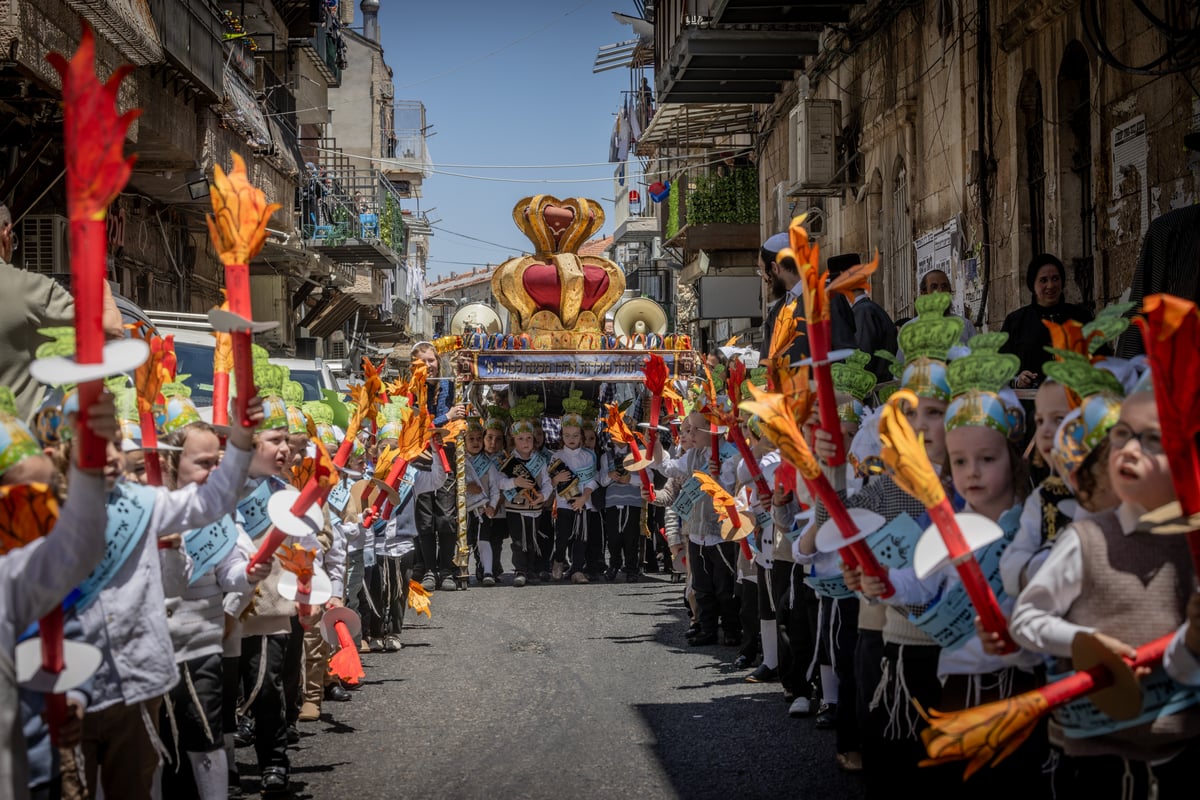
[829,253,897,382]
[895,270,978,363]
[757,232,856,365]
[1000,253,1092,389]
[0,203,124,420]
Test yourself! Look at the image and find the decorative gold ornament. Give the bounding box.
[491,195,625,348]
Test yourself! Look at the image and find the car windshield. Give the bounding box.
[290,370,324,401]
[174,342,216,407]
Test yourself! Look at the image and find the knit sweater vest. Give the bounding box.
[1052,510,1200,760]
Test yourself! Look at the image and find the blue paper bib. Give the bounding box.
[1053,665,1200,738]
[184,515,239,585]
[75,483,159,611]
[236,480,275,539]
[671,475,705,522]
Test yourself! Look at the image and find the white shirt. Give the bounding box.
[549,446,599,511]
[1009,503,1143,658]
[653,444,738,546]
[1164,623,1200,687]
[1000,487,1089,597]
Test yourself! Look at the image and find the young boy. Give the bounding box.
[600,438,645,582]
[481,407,510,584]
[492,399,553,587]
[1010,385,1200,797]
[549,393,599,583]
[464,414,495,585]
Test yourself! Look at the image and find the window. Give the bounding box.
[1018,71,1047,257]
[890,158,914,320]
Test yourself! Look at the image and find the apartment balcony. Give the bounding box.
[299,150,408,270]
[68,0,164,65]
[148,0,225,101]
[663,165,760,252]
[654,0,859,104]
[291,6,344,88]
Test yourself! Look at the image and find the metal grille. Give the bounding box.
[890,161,914,320]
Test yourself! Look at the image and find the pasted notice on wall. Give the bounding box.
[954,256,985,328]
[1109,114,1148,244]
[914,216,962,283]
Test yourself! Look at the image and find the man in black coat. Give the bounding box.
[828,252,898,382]
[757,232,857,364]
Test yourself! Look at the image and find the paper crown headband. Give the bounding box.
[832,351,877,423]
[944,333,1023,439]
[466,416,485,433]
[898,293,961,400]
[484,405,510,432]
[254,361,289,431]
[377,400,408,441]
[560,390,589,429]
[302,400,339,448]
[1051,393,1122,481]
[154,379,203,437]
[509,397,541,435]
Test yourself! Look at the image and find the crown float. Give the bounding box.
[491,196,625,349]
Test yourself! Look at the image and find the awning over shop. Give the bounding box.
[635,103,757,157]
[66,0,164,65]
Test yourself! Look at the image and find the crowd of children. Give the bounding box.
[6,289,1200,800]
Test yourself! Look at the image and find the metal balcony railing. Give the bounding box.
[149,0,225,100]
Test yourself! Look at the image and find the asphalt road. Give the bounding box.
[248,574,867,800]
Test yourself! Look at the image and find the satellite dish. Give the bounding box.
[449,303,503,335]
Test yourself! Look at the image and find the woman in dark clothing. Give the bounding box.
[1000,253,1093,389]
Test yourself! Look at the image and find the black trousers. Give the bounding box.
[862,642,945,800]
[815,595,860,754]
[737,578,760,660]
[367,552,415,637]
[508,513,539,576]
[605,505,642,574]
[583,509,605,573]
[1052,738,1200,800]
[854,629,884,759]
[415,482,457,580]
[777,563,819,699]
[481,514,507,576]
[688,539,741,636]
[239,633,290,771]
[160,653,224,798]
[282,617,304,724]
[534,508,554,572]
[553,507,585,571]
[645,503,667,570]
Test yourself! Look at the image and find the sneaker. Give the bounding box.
[420,575,436,592]
[685,624,702,639]
[286,723,299,744]
[368,637,384,651]
[732,654,753,669]
[383,635,402,652]
[358,638,371,654]
[570,571,589,584]
[745,665,779,683]
[551,562,565,581]
[234,716,254,748]
[324,683,351,702]
[261,766,289,795]
[482,574,497,587]
[789,697,813,717]
[298,701,320,722]
[513,573,527,587]
[815,702,837,728]
[604,567,618,582]
[440,576,457,591]
[537,570,551,583]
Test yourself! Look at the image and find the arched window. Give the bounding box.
[865,168,885,302]
[1057,42,1094,306]
[891,157,914,320]
[1017,70,1046,258]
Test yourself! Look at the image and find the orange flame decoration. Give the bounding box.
[441,419,467,440]
[738,379,820,479]
[382,403,432,462]
[127,322,176,416]
[769,298,801,370]
[408,579,432,618]
[643,353,670,395]
[46,24,140,222]
[879,390,947,508]
[373,445,400,480]
[1043,319,1088,358]
[777,215,824,322]
[603,402,644,449]
[918,692,1050,779]
[275,543,318,583]
[206,153,281,267]
[827,252,880,302]
[693,471,738,527]
[0,484,60,553]
[289,440,337,492]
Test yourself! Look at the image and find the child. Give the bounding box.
[1010,382,1200,797]
[2,394,116,800]
[157,384,270,800]
[549,392,599,583]
[652,409,740,646]
[463,414,494,584]
[481,406,510,584]
[492,398,553,587]
[600,436,644,583]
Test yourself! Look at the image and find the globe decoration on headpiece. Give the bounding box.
[377,400,408,443]
[0,412,45,477]
[491,196,626,350]
[282,378,307,436]
[156,378,203,436]
[944,333,1024,440]
[897,293,963,401]
[254,361,289,432]
[484,405,510,433]
[1043,351,1124,481]
[831,351,877,424]
[303,400,339,450]
[560,390,589,430]
[509,397,540,436]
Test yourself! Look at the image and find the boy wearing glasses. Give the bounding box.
[1009,386,1200,798]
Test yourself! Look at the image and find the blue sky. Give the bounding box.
[377,0,637,280]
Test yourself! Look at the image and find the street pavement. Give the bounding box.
[248,574,867,800]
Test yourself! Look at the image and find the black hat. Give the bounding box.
[827,253,861,278]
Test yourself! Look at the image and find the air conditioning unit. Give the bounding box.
[789,98,840,188]
[326,332,349,360]
[18,215,70,274]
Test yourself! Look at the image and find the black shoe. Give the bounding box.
[722,633,742,647]
[286,723,299,744]
[685,624,702,639]
[228,772,244,799]
[689,632,718,646]
[324,683,351,702]
[234,716,254,748]
[732,654,753,669]
[604,568,618,582]
[746,665,779,683]
[261,766,289,795]
[624,570,641,583]
[815,702,837,728]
